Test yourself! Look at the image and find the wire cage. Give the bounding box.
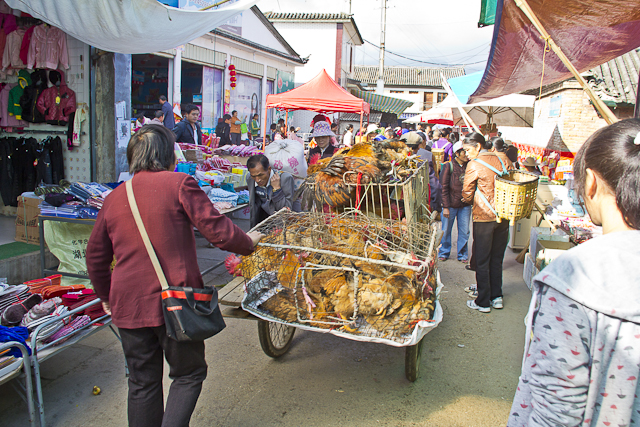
[494,170,539,224]
[240,209,441,344]
[307,161,431,225]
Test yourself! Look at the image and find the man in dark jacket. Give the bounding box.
[159,95,174,129]
[247,154,296,228]
[215,114,232,146]
[438,140,472,262]
[173,104,202,144]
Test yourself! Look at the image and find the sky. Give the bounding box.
[257,0,495,74]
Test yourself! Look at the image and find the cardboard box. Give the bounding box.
[15,196,41,244]
[529,226,570,258]
[232,205,251,220]
[220,155,248,166]
[535,239,575,270]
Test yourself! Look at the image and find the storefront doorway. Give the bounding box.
[131,54,170,119]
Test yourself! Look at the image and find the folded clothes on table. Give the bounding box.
[45,315,91,345]
[0,325,30,356]
[24,275,62,294]
[21,297,62,327]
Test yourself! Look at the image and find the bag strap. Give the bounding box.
[473,155,508,176]
[475,189,498,217]
[125,179,170,291]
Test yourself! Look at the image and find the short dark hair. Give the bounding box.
[232,110,238,115]
[127,125,176,174]
[223,114,231,120]
[505,145,519,163]
[253,114,259,119]
[247,154,270,171]
[270,124,277,130]
[154,110,164,119]
[159,95,167,102]
[346,124,353,130]
[184,104,199,115]
[290,126,296,132]
[491,137,506,152]
[574,118,640,230]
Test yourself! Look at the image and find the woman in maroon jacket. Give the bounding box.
[86,125,262,427]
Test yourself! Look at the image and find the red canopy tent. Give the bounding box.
[264,69,370,140]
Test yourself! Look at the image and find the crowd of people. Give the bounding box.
[88,100,640,426]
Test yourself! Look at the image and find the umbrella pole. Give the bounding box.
[263,109,268,147]
[514,0,618,125]
[359,112,363,142]
[441,74,481,133]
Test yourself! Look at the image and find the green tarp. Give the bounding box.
[350,89,414,116]
[478,0,497,27]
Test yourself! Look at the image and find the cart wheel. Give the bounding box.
[405,339,425,382]
[257,320,295,358]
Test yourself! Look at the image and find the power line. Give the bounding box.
[363,39,488,66]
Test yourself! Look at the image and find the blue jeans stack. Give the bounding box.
[438,205,472,260]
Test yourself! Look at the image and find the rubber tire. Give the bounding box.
[405,339,425,382]
[257,320,296,358]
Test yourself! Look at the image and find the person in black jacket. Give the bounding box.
[438,140,472,262]
[215,114,232,146]
[172,104,202,144]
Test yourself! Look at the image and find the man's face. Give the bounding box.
[315,136,330,149]
[249,164,271,187]
[187,110,199,124]
[159,98,164,104]
[455,149,468,163]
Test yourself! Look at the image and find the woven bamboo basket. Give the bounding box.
[431,148,445,179]
[494,170,539,224]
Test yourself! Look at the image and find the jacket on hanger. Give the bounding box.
[19,25,35,65]
[27,24,69,70]
[19,68,47,123]
[8,69,30,119]
[0,82,27,127]
[36,69,76,126]
[2,27,26,70]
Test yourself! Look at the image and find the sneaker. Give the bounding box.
[491,297,504,309]
[467,300,490,313]
[464,284,477,293]
[438,257,448,261]
[468,290,478,298]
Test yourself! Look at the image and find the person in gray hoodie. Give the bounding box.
[508,118,640,426]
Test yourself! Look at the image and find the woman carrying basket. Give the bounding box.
[86,125,263,427]
[461,132,513,313]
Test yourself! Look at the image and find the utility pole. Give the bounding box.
[376,0,386,95]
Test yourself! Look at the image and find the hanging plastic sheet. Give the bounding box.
[5,0,257,54]
[469,0,640,103]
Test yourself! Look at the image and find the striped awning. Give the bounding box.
[351,89,414,115]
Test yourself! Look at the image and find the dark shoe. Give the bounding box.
[465,265,474,271]
[458,258,468,263]
[438,257,448,262]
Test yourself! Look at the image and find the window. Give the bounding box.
[390,90,404,94]
[549,95,561,117]
[409,91,419,94]
[423,92,433,110]
[437,92,447,103]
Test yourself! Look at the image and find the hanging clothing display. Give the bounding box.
[2,26,25,70]
[19,68,47,123]
[71,104,86,147]
[0,82,26,127]
[27,24,69,70]
[36,69,76,126]
[8,69,29,119]
[18,25,34,65]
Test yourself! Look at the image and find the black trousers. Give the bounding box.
[119,325,208,427]
[473,220,510,308]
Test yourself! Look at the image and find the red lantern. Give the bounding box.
[230,76,236,82]
[230,82,236,88]
[228,64,235,70]
[230,69,236,76]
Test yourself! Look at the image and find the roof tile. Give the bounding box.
[353,65,465,87]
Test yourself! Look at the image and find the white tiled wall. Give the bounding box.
[62,36,91,183]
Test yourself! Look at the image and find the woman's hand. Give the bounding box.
[247,231,264,246]
[102,301,112,316]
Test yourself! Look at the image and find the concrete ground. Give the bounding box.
[0,219,531,427]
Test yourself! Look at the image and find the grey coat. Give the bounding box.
[248,171,295,228]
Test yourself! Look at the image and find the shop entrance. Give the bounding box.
[131,54,170,120]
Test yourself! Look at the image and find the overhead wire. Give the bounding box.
[363,39,488,66]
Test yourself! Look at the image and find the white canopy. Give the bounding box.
[5,0,257,54]
[435,93,536,128]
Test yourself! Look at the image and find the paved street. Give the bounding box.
[0,221,531,427]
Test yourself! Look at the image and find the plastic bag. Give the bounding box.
[43,222,93,287]
[263,139,308,190]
